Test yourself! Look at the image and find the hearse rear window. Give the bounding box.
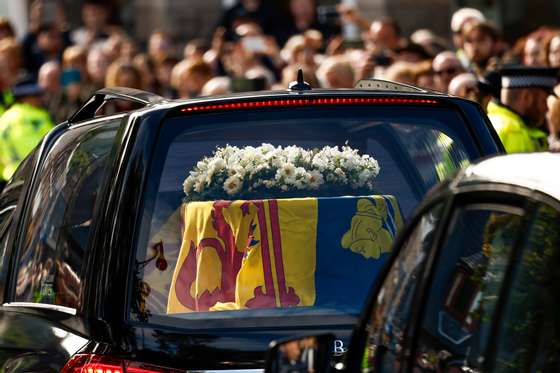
[131,105,476,326]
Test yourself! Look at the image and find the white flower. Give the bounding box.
[369,159,380,176]
[228,165,246,178]
[276,163,296,181]
[183,143,380,199]
[223,175,243,195]
[308,170,324,189]
[312,156,328,171]
[260,143,276,154]
[204,158,227,185]
[358,169,373,186]
[194,179,205,193]
[208,158,226,172]
[285,146,302,163]
[270,155,285,168]
[334,167,346,179]
[183,177,196,194]
[196,160,208,171]
[294,167,307,177]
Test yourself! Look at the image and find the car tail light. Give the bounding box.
[180,97,439,113]
[61,354,182,373]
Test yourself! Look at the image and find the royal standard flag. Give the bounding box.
[167,196,403,314]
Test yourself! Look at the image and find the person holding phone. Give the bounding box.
[270,0,340,47]
[23,0,71,78]
[225,23,281,83]
[71,0,111,47]
[218,0,274,43]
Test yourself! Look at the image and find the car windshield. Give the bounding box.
[131,104,478,326]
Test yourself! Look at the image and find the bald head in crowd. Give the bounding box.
[368,17,401,52]
[316,56,355,88]
[87,47,109,88]
[448,73,478,99]
[38,61,61,94]
[432,51,464,92]
[202,76,232,96]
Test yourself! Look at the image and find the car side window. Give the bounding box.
[362,203,444,372]
[491,204,560,372]
[413,205,523,372]
[0,153,35,302]
[13,118,121,308]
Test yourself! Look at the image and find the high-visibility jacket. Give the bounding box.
[435,132,470,181]
[487,101,548,153]
[0,102,54,181]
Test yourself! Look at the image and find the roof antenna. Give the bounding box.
[288,68,312,92]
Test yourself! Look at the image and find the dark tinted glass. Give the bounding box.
[133,106,478,325]
[0,152,36,302]
[363,203,443,372]
[492,204,560,372]
[414,206,523,372]
[13,118,121,308]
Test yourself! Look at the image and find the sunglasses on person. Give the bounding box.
[435,67,461,76]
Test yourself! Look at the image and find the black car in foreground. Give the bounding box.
[0,81,502,371]
[266,153,560,373]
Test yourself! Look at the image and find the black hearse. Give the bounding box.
[0,81,502,371]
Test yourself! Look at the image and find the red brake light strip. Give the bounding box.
[62,354,180,373]
[180,97,438,113]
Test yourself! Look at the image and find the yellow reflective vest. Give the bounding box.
[487,101,548,153]
[0,103,54,181]
[435,133,470,181]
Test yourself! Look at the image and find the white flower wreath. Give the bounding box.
[183,143,380,201]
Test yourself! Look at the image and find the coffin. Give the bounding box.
[167,195,403,314]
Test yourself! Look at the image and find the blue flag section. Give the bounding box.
[315,195,404,311]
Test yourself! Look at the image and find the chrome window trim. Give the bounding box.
[0,206,16,216]
[2,302,77,315]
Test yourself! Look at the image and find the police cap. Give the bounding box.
[500,65,559,91]
[12,83,43,98]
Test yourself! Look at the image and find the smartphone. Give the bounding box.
[241,36,266,53]
[40,0,59,25]
[317,5,339,25]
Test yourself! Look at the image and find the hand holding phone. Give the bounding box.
[242,36,266,53]
[40,0,59,25]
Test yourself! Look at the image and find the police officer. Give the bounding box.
[0,81,54,184]
[487,66,559,153]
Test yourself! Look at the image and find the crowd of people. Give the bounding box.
[0,0,560,185]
